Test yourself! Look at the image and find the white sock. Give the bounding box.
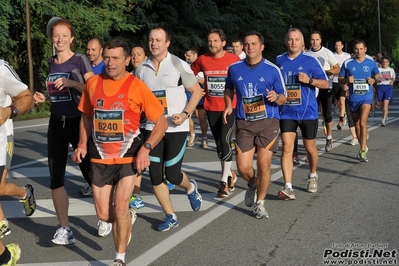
[327,135,332,140]
[63,226,71,231]
[309,172,317,178]
[115,252,126,262]
[190,133,195,137]
[256,200,264,205]
[221,161,232,183]
[187,183,194,194]
[285,183,292,189]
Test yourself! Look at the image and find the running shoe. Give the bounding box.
[322,122,327,136]
[252,201,269,219]
[4,243,20,266]
[381,119,386,126]
[112,259,126,266]
[200,139,208,148]
[307,174,318,193]
[336,121,343,130]
[79,183,92,196]
[334,105,339,115]
[164,176,175,190]
[245,183,257,207]
[230,140,236,150]
[0,219,11,238]
[217,181,229,198]
[350,138,358,146]
[343,113,347,126]
[227,170,237,191]
[358,146,369,162]
[187,134,197,147]
[187,179,202,211]
[292,153,300,165]
[129,194,144,209]
[278,185,296,200]
[19,184,36,217]
[127,208,137,245]
[51,227,76,245]
[98,220,112,237]
[157,214,179,232]
[325,138,333,152]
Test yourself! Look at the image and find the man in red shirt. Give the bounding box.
[191,28,240,198]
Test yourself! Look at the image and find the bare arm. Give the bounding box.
[135,114,168,173]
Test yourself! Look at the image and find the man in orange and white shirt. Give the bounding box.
[72,39,167,266]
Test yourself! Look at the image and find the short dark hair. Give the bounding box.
[149,27,171,42]
[232,38,243,45]
[244,31,264,45]
[381,56,390,62]
[310,30,322,39]
[88,37,103,48]
[185,47,199,55]
[353,40,367,48]
[103,39,130,58]
[208,28,226,42]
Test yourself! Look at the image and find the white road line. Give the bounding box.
[16,116,399,265]
[3,193,218,219]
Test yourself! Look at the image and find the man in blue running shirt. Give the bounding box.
[338,40,379,163]
[275,28,328,200]
[224,31,287,218]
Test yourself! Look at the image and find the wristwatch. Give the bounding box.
[9,105,18,119]
[144,143,152,151]
[182,111,191,118]
[308,78,314,85]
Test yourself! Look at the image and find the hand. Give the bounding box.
[222,106,232,124]
[135,148,151,174]
[33,91,46,103]
[298,72,310,84]
[171,113,186,125]
[348,76,354,83]
[0,107,10,126]
[266,89,278,102]
[54,77,72,90]
[71,147,87,164]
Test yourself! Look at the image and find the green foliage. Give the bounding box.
[1,0,399,93]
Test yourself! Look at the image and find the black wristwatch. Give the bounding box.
[144,143,152,151]
[9,106,18,119]
[308,78,314,85]
[182,111,191,118]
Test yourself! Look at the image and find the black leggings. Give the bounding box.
[48,113,91,189]
[345,97,355,128]
[317,89,333,123]
[206,110,235,161]
[144,130,187,186]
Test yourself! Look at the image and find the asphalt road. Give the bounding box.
[3,89,399,266]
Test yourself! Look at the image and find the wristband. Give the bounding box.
[78,144,87,149]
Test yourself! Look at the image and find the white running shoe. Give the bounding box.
[51,227,76,245]
[98,220,112,237]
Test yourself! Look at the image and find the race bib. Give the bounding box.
[353,79,368,95]
[286,83,301,105]
[153,90,168,115]
[93,109,124,143]
[46,73,72,102]
[242,94,267,121]
[207,76,226,97]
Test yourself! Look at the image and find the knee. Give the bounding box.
[113,200,128,220]
[96,206,111,222]
[165,171,183,185]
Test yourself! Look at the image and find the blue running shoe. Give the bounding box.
[129,194,144,209]
[187,179,202,211]
[164,175,175,190]
[157,214,179,232]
